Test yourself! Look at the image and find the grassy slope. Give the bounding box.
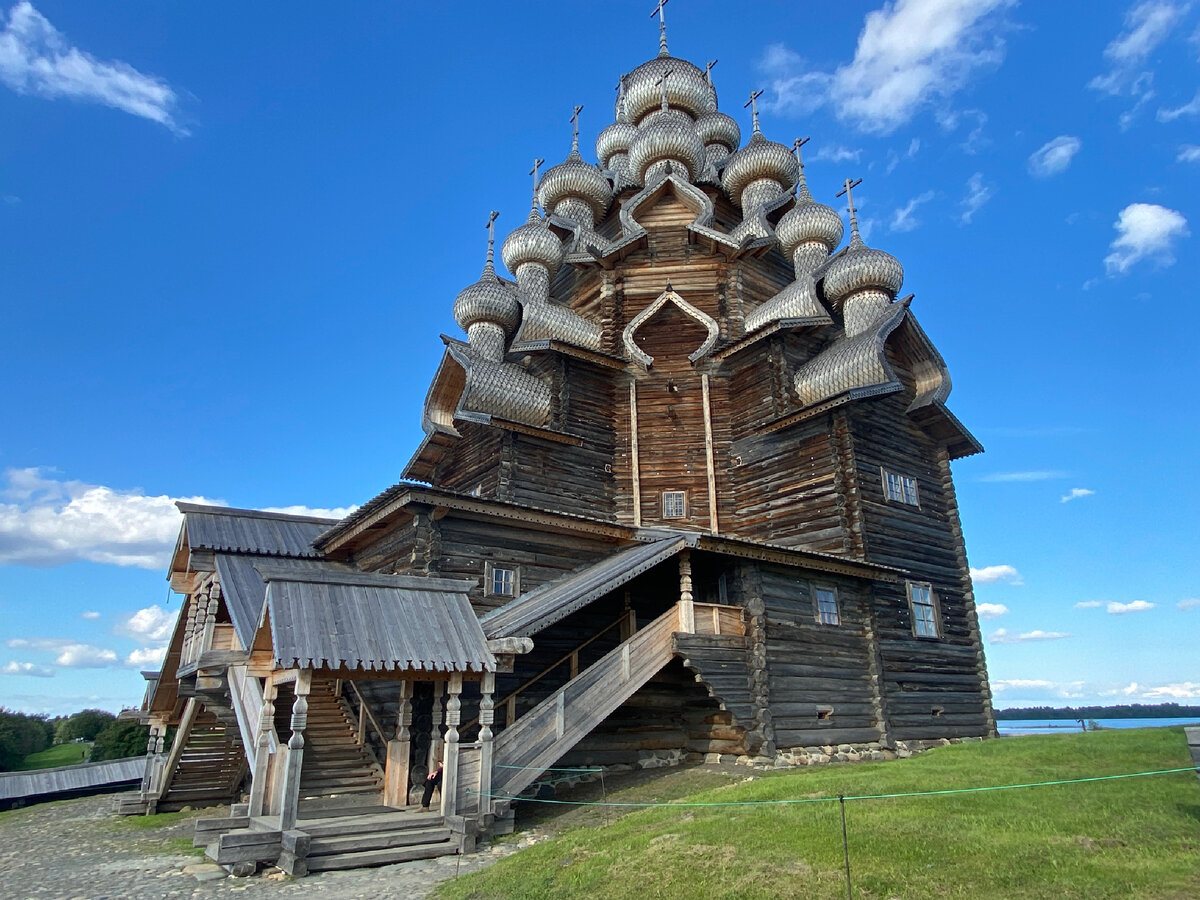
[437,729,1200,900]
[17,743,91,770]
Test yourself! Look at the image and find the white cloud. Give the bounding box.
[990,678,1053,691]
[0,467,216,569]
[979,470,1068,483]
[80,610,100,620]
[1178,597,1200,611]
[1104,203,1189,275]
[0,2,185,133]
[2,193,18,205]
[988,628,1071,644]
[970,564,1023,585]
[761,0,1014,134]
[1089,2,1187,95]
[1178,144,1200,162]
[1140,682,1200,699]
[126,646,167,669]
[809,144,863,164]
[118,605,175,643]
[890,190,935,233]
[1061,487,1095,502]
[1158,90,1200,121]
[959,172,992,224]
[262,505,356,520]
[1028,136,1082,177]
[975,602,1009,619]
[1074,600,1103,609]
[8,636,119,667]
[1106,600,1156,614]
[2,660,54,677]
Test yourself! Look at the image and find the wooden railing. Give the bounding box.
[228,666,273,764]
[336,679,389,767]
[490,603,682,802]
[692,603,746,636]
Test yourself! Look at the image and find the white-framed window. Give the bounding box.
[908,581,940,638]
[485,562,518,598]
[813,585,840,626]
[883,468,920,506]
[661,490,686,518]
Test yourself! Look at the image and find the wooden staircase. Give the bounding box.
[491,604,683,802]
[300,805,455,872]
[276,679,384,802]
[157,704,246,812]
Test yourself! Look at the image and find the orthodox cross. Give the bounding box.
[529,158,544,212]
[569,105,584,152]
[793,137,810,195]
[705,59,718,86]
[745,89,764,133]
[655,67,674,112]
[484,210,499,269]
[615,75,627,117]
[650,0,671,53]
[836,177,863,238]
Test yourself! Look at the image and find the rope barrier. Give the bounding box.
[469,765,1199,807]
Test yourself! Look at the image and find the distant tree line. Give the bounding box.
[994,702,1200,721]
[0,708,150,771]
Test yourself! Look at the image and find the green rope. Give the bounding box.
[472,765,1199,808]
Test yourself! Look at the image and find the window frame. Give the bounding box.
[485,561,519,599]
[882,467,920,507]
[812,584,841,626]
[661,490,687,519]
[907,581,940,639]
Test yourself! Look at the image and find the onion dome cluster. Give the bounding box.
[620,55,716,125]
[775,150,844,275]
[537,148,613,234]
[454,223,519,362]
[627,107,707,183]
[694,110,741,169]
[722,130,799,211]
[823,225,904,336]
[596,119,638,186]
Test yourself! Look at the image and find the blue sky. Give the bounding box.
[1,0,1196,717]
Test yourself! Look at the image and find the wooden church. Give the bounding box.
[126,15,995,876]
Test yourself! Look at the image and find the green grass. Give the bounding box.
[109,808,200,830]
[436,728,1200,900]
[16,742,92,770]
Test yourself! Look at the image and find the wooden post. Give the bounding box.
[569,650,579,679]
[505,694,517,728]
[248,680,276,817]
[679,550,695,633]
[701,373,719,534]
[429,681,445,773]
[357,703,366,746]
[385,680,413,807]
[629,382,641,526]
[441,674,463,818]
[620,590,636,641]
[278,670,310,831]
[478,671,495,820]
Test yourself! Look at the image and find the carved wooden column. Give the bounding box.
[385,680,413,807]
[278,670,311,831]
[477,671,495,820]
[428,681,444,772]
[678,550,695,633]
[441,673,463,817]
[248,680,277,817]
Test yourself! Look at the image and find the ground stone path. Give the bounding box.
[0,794,540,900]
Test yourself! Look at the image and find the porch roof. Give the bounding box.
[480,535,688,639]
[263,569,493,674]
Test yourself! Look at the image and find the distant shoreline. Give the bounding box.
[994,703,1200,721]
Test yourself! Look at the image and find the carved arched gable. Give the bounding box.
[622,288,720,367]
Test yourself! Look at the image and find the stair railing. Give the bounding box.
[334,679,388,770]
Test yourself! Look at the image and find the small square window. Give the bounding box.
[661,491,686,518]
[883,469,920,506]
[908,581,939,638]
[485,562,518,598]
[814,586,840,626]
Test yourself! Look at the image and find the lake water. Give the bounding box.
[997,717,1200,736]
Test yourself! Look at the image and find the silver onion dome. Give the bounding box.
[454,216,520,336]
[537,149,613,223]
[722,132,799,208]
[694,111,740,154]
[627,109,707,182]
[621,56,715,124]
[776,195,844,257]
[822,234,904,305]
[596,121,638,169]
[502,209,565,275]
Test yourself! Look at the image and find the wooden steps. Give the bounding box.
[157,706,246,811]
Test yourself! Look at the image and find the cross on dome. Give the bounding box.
[705,59,718,85]
[655,67,675,112]
[793,137,811,197]
[650,0,671,56]
[836,177,864,241]
[484,210,499,271]
[569,105,584,152]
[528,158,544,214]
[745,89,764,134]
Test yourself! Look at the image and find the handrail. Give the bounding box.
[337,679,389,750]
[462,613,630,734]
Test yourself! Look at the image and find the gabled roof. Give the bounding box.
[263,569,493,674]
[481,536,689,639]
[177,502,337,559]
